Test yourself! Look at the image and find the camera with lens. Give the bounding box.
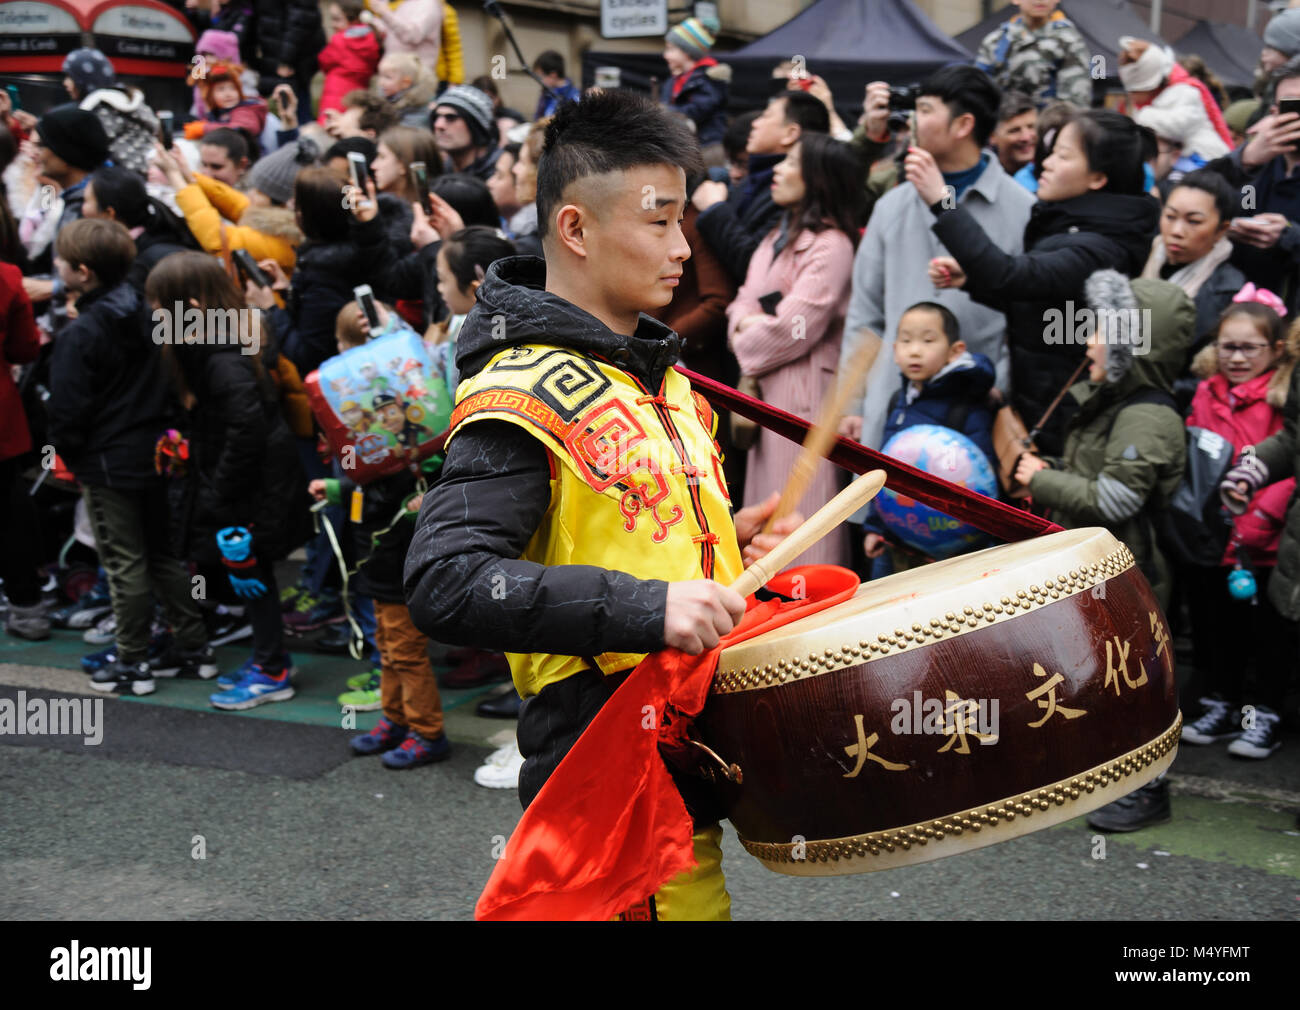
[887,83,921,131]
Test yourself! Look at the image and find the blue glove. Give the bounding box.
[216,526,267,598]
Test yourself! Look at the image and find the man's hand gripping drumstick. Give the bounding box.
[663,339,886,655]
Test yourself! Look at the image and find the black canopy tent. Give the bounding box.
[583,0,973,119]
[956,0,1162,82]
[1173,20,1263,92]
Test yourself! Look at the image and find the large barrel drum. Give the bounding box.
[697,527,1181,875]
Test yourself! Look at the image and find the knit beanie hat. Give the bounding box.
[665,16,718,60]
[62,48,117,95]
[1265,8,1300,57]
[433,85,496,147]
[1117,37,1174,93]
[194,29,241,65]
[245,137,320,205]
[36,104,110,171]
[1224,98,1260,136]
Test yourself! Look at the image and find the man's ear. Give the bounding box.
[952,111,976,142]
[552,203,588,259]
[782,122,802,150]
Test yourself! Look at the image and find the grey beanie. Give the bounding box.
[432,85,496,147]
[245,137,320,205]
[1265,9,1300,56]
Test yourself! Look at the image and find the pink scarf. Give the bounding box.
[1154,64,1233,149]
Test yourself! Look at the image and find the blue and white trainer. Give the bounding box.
[209,658,296,711]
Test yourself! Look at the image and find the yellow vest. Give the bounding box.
[447,344,743,698]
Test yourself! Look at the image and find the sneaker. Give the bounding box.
[345,667,381,691]
[150,643,219,680]
[209,660,296,710]
[1085,779,1170,832]
[440,649,512,689]
[474,739,524,789]
[1227,706,1282,759]
[350,716,407,755]
[283,595,344,634]
[83,612,117,645]
[90,658,156,696]
[79,630,168,674]
[1181,695,1242,745]
[81,645,117,674]
[6,602,51,641]
[279,583,308,612]
[206,611,253,647]
[337,685,383,712]
[314,623,358,655]
[49,592,112,630]
[215,657,257,690]
[381,731,450,769]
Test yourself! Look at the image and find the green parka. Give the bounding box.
[1027,272,1196,608]
[1251,366,1300,619]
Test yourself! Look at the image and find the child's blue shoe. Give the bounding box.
[81,645,116,674]
[209,657,296,711]
[215,657,257,689]
[350,716,407,756]
[380,731,450,769]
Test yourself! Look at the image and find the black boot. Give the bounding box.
[1086,779,1171,832]
[476,682,522,718]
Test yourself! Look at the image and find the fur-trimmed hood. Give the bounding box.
[1074,269,1195,422]
[1189,311,1300,408]
[386,74,439,113]
[239,204,302,244]
[79,86,146,115]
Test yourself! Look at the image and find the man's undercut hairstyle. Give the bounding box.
[56,217,136,288]
[902,300,961,345]
[200,127,250,166]
[534,50,565,79]
[778,90,831,135]
[998,91,1036,125]
[920,64,1002,148]
[535,90,703,241]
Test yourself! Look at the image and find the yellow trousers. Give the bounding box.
[617,825,731,921]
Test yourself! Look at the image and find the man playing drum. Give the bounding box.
[404,90,800,920]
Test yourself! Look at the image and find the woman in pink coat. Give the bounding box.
[727,133,864,567]
[370,0,442,68]
[1181,292,1298,757]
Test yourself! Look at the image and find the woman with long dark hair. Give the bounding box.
[727,132,865,566]
[921,109,1163,454]
[145,251,309,709]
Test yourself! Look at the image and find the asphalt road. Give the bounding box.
[1,627,1298,921]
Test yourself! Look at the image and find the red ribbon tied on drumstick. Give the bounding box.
[474,566,859,921]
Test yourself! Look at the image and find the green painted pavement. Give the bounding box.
[0,627,512,738]
[1051,796,1300,880]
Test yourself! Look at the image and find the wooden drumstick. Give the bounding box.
[762,331,882,533]
[730,469,887,599]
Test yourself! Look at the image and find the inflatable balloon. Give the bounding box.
[875,424,998,560]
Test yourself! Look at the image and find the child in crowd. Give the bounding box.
[184,59,268,145]
[46,219,213,695]
[157,137,305,277]
[144,252,310,709]
[1016,271,1194,831]
[660,15,729,165]
[309,300,452,768]
[318,0,382,125]
[1183,294,1298,758]
[429,225,516,392]
[862,301,997,568]
[375,52,439,129]
[974,0,1092,109]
